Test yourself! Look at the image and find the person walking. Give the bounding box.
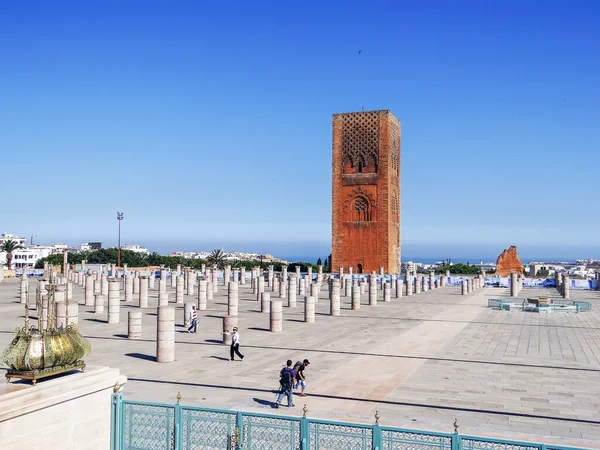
[187,305,198,333]
[275,360,295,408]
[227,327,244,361]
[293,359,310,397]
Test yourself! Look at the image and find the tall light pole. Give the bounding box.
[117,212,124,267]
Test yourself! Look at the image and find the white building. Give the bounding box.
[123,244,150,255]
[0,245,54,269]
[0,233,26,247]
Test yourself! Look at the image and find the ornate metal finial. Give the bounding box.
[177,392,182,403]
[302,404,308,418]
[375,410,380,424]
[113,382,121,393]
[453,418,459,433]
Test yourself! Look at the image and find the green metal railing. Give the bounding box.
[110,388,592,450]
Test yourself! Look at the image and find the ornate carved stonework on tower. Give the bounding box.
[332,110,401,274]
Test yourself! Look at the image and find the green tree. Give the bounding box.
[207,249,227,269]
[1,239,24,270]
[434,263,482,275]
[317,257,322,266]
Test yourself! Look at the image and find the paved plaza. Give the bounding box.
[1,277,600,447]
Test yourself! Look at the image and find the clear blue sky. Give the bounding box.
[1,1,599,261]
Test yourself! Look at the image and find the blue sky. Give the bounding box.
[1,1,599,260]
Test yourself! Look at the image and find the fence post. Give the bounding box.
[372,411,382,450]
[452,419,460,450]
[175,392,183,450]
[300,404,310,450]
[236,411,244,449]
[110,383,123,450]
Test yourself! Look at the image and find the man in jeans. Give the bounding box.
[294,359,310,397]
[187,305,198,333]
[275,360,295,408]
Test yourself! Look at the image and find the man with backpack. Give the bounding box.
[293,359,310,397]
[275,360,296,408]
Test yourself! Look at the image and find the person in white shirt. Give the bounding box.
[187,305,198,333]
[226,327,244,361]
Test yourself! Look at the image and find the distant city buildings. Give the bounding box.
[0,233,68,268]
[122,244,149,255]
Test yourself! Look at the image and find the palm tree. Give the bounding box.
[207,249,227,269]
[1,239,24,270]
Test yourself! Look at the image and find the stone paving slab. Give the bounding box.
[1,277,600,447]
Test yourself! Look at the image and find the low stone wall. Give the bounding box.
[0,366,126,450]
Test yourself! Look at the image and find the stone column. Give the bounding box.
[128,311,142,339]
[187,271,196,296]
[282,265,288,281]
[156,305,175,363]
[330,278,341,316]
[94,278,101,294]
[272,277,279,293]
[383,282,391,302]
[257,275,265,302]
[349,266,353,277]
[295,266,301,288]
[133,273,139,295]
[251,268,257,294]
[360,279,367,294]
[149,271,156,290]
[299,277,306,296]
[440,275,446,287]
[307,266,312,283]
[279,279,287,300]
[159,289,169,306]
[395,278,403,298]
[184,303,193,328]
[228,281,239,316]
[224,265,231,286]
[563,275,570,299]
[198,279,207,310]
[429,272,435,290]
[344,277,351,297]
[368,277,377,306]
[415,276,422,294]
[20,277,29,304]
[268,265,274,287]
[270,300,283,332]
[212,269,218,294]
[139,275,149,308]
[176,275,185,304]
[101,274,109,296]
[261,291,271,313]
[461,280,468,295]
[352,284,361,310]
[66,301,79,326]
[510,272,518,297]
[84,273,94,306]
[95,294,105,314]
[379,267,384,289]
[339,267,344,277]
[304,296,315,323]
[207,280,214,301]
[240,267,246,285]
[108,278,120,323]
[171,270,177,288]
[125,274,134,302]
[222,316,238,345]
[422,275,428,292]
[288,275,297,307]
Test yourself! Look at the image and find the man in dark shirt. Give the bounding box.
[275,360,295,408]
[294,359,310,397]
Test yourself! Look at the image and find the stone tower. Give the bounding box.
[331,110,401,274]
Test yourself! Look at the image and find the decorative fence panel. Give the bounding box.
[111,393,593,450]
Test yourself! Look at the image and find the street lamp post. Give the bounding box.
[117,212,124,268]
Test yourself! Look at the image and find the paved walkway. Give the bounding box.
[1,277,600,447]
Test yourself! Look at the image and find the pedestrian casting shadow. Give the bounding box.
[248,327,269,332]
[125,353,155,362]
[113,334,127,339]
[252,397,277,408]
[85,318,107,323]
[210,356,230,361]
[177,330,193,334]
[205,339,222,344]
